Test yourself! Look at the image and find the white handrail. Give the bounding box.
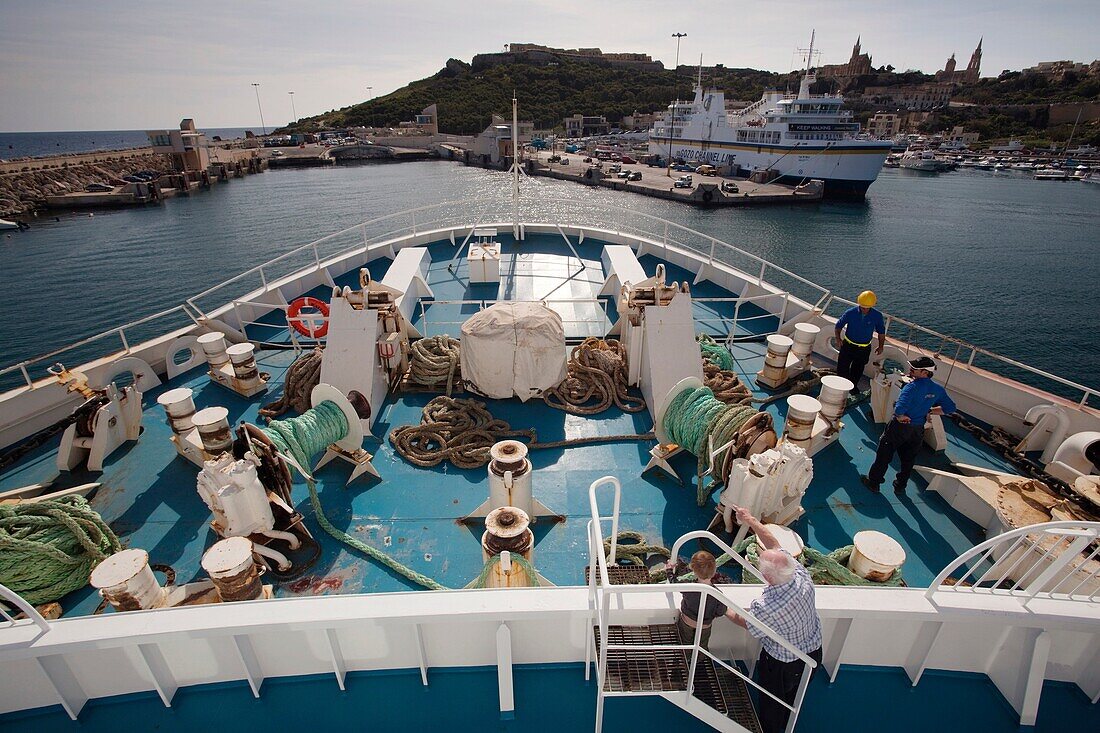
[3,196,1095,411]
[586,476,815,733]
[926,521,1100,605]
[0,583,51,646]
[668,530,767,584]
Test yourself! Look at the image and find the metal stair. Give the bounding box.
[594,623,763,733]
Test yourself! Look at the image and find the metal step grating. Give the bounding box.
[594,624,762,732]
[585,564,653,585]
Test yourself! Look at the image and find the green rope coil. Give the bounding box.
[603,530,670,568]
[263,402,448,591]
[466,553,541,589]
[663,385,760,505]
[698,333,735,372]
[0,495,122,605]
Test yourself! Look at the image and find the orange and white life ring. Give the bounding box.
[287,296,330,338]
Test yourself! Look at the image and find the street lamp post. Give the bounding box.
[288,91,297,124]
[668,32,687,177]
[251,83,267,136]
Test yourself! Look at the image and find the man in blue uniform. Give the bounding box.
[834,290,886,394]
[861,356,957,494]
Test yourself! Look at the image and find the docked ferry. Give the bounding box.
[649,60,891,199]
[0,112,1097,732]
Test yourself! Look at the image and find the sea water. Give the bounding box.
[1,163,1097,395]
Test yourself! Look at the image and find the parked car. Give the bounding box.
[616,170,631,179]
[85,182,114,192]
[673,176,692,189]
[696,165,717,176]
[675,164,695,172]
[620,155,637,164]
[721,181,740,193]
[271,150,285,157]
[548,154,561,163]
[583,157,593,163]
[560,158,569,165]
[627,171,642,181]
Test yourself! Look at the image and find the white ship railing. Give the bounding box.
[821,294,1099,408]
[586,476,816,733]
[0,583,51,648]
[927,521,1100,608]
[1,197,1095,412]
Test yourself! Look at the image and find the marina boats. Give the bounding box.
[897,149,941,172]
[1,148,1099,733]
[647,35,891,200]
[1034,167,1070,180]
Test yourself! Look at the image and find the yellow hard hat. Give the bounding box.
[857,290,877,307]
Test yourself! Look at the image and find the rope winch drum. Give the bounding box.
[249,385,447,591]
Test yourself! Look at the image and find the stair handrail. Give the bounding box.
[668,530,767,584]
[587,476,816,733]
[926,520,1100,607]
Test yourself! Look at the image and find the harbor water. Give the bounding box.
[1,162,1097,393]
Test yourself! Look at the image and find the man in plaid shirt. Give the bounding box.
[729,506,823,733]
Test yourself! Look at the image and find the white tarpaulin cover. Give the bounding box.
[460,302,567,401]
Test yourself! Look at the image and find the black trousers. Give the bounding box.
[867,418,925,490]
[836,340,871,391]
[756,646,823,733]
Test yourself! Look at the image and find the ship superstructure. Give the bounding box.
[649,38,891,198]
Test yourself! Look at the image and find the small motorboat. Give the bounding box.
[0,218,28,231]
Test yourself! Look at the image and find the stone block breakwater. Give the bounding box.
[0,146,265,220]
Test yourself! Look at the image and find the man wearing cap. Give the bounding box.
[834,291,886,395]
[862,356,957,494]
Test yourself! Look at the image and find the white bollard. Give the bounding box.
[192,406,232,454]
[757,334,794,387]
[202,537,264,602]
[849,530,906,582]
[156,387,196,436]
[783,395,821,448]
[791,323,820,361]
[226,343,262,391]
[818,375,855,422]
[89,549,165,611]
[197,332,229,367]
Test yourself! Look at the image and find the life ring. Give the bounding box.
[701,189,714,203]
[287,296,330,338]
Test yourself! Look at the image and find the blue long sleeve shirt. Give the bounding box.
[835,306,885,346]
[894,376,957,426]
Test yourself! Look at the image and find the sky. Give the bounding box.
[2,0,1098,132]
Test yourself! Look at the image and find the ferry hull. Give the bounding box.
[649,137,890,200]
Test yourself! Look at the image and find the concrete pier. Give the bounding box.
[526,151,823,207]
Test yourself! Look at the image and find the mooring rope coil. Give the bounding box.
[697,333,735,372]
[390,396,654,470]
[0,496,122,605]
[262,402,447,591]
[544,337,646,416]
[662,384,772,505]
[259,347,323,421]
[602,530,670,568]
[409,335,461,395]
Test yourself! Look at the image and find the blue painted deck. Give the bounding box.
[0,233,1025,615]
[3,663,1097,732]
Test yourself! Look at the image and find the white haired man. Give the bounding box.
[729,506,823,733]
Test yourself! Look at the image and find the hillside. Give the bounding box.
[287,58,789,135]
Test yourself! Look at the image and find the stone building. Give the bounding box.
[146,119,209,173]
[866,113,901,139]
[818,37,873,78]
[935,39,982,83]
[863,83,953,111]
